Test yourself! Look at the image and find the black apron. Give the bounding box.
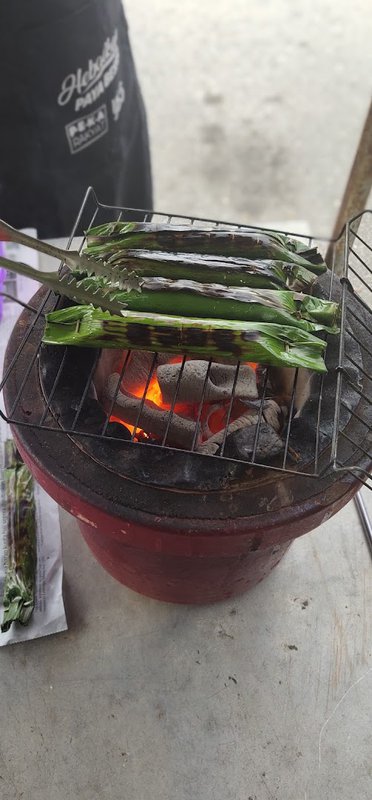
[0,0,152,237]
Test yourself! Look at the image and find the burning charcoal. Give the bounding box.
[198,411,258,455]
[105,421,131,441]
[221,422,284,463]
[119,351,172,395]
[136,431,161,445]
[157,361,257,405]
[58,397,129,440]
[202,403,230,440]
[93,349,123,399]
[105,374,199,449]
[239,398,282,432]
[58,395,107,433]
[262,399,283,431]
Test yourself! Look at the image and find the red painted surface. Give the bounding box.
[11,427,359,604]
[79,519,292,604]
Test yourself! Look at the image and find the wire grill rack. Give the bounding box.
[331,209,372,488]
[0,187,371,486]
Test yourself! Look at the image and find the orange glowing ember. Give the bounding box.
[110,414,135,434]
[129,356,185,411]
[110,357,258,440]
[110,358,179,436]
[131,375,163,407]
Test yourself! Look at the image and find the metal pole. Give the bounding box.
[326,99,372,271]
[354,491,372,559]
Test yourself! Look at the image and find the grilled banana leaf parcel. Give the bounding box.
[72,273,340,333]
[43,305,328,372]
[82,248,318,292]
[84,222,327,274]
[1,440,36,633]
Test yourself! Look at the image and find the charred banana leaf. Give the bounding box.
[84,222,327,274]
[81,248,318,291]
[72,273,340,333]
[43,305,328,372]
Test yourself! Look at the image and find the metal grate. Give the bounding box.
[331,210,372,488]
[0,186,371,485]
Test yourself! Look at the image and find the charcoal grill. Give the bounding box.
[1,188,372,603]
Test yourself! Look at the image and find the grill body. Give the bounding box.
[1,191,372,601]
[4,294,362,603]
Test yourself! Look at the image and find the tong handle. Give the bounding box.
[0,254,55,283]
[0,218,82,271]
[0,253,126,315]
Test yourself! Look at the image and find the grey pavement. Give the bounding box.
[125,0,372,236]
[1,496,372,800]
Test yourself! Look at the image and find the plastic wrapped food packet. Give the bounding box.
[0,265,67,645]
[1,440,37,632]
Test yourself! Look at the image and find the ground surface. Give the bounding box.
[1,498,372,800]
[125,0,372,235]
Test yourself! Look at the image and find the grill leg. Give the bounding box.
[354,491,372,559]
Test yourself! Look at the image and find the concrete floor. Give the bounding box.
[125,0,372,236]
[1,3,372,799]
[1,496,372,800]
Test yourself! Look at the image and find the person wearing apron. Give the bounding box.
[0,0,153,238]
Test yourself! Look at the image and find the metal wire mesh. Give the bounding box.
[330,210,372,487]
[0,186,371,484]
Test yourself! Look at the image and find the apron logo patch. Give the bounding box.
[65,105,109,154]
[58,29,120,113]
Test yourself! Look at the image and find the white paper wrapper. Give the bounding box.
[0,251,67,645]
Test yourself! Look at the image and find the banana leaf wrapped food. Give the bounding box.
[1,440,36,633]
[81,249,318,292]
[0,256,338,341]
[43,305,328,372]
[71,273,340,333]
[84,222,327,274]
[0,216,333,373]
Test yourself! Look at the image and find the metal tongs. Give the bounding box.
[0,218,129,315]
